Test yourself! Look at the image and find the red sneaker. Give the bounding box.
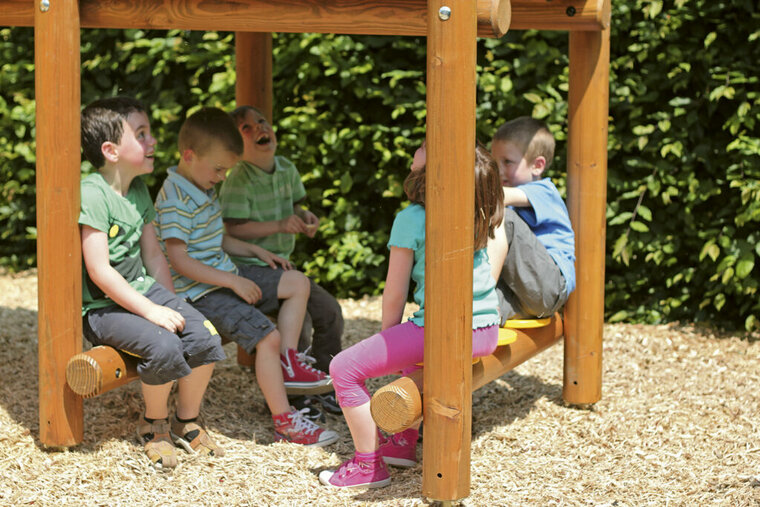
[273,408,339,447]
[379,428,418,468]
[281,348,332,394]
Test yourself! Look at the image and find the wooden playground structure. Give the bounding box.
[3,0,609,501]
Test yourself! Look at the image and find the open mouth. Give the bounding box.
[256,135,270,146]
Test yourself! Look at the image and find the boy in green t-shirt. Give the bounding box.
[79,97,225,469]
[220,106,345,414]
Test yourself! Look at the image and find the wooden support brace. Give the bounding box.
[66,346,139,398]
[510,0,610,31]
[1,0,511,37]
[370,315,564,434]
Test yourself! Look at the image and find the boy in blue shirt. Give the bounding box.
[80,97,226,469]
[154,107,337,447]
[487,116,576,322]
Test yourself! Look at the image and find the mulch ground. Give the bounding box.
[1,269,758,506]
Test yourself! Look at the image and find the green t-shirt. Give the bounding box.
[79,173,156,315]
[219,156,306,266]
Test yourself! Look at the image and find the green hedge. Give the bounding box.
[1,0,758,330]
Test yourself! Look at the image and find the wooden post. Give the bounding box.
[234,31,272,370]
[35,0,83,447]
[423,0,477,501]
[235,32,273,121]
[563,28,609,405]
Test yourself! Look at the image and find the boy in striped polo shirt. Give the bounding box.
[154,108,338,447]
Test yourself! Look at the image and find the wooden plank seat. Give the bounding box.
[370,314,563,434]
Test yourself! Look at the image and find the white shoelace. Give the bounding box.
[295,348,323,375]
[290,408,320,435]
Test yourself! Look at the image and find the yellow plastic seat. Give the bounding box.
[497,327,517,346]
[503,317,551,329]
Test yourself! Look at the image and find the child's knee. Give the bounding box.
[256,329,281,355]
[279,270,310,298]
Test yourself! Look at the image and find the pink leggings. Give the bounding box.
[330,321,499,408]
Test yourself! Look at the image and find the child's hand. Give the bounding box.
[278,214,308,234]
[301,210,320,238]
[258,250,293,270]
[230,275,262,305]
[145,304,186,333]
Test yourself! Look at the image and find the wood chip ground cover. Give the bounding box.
[0,270,758,505]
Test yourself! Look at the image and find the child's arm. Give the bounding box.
[82,225,185,333]
[139,223,176,292]
[224,214,308,240]
[164,238,263,304]
[486,217,508,282]
[381,246,413,330]
[503,187,531,208]
[221,235,293,270]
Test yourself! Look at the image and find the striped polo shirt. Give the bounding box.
[154,166,237,301]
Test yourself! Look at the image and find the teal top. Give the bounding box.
[79,173,156,315]
[387,203,500,328]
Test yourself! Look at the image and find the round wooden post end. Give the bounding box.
[370,376,422,434]
[66,353,104,398]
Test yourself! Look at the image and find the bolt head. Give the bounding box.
[438,6,452,21]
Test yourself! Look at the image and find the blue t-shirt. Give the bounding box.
[388,203,499,328]
[515,178,576,294]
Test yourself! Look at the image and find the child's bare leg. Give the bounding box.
[342,402,380,453]
[276,270,310,351]
[175,363,215,420]
[142,381,174,420]
[255,329,291,415]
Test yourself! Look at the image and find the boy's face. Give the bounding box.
[491,139,543,187]
[238,109,277,169]
[181,142,240,191]
[410,141,426,171]
[114,111,156,175]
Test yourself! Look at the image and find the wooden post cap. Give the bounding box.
[65,346,138,398]
[370,375,423,434]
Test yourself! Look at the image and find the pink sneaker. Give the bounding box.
[319,456,391,489]
[281,348,333,394]
[273,408,339,447]
[379,428,418,468]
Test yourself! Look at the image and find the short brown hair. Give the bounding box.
[493,116,555,170]
[230,105,266,127]
[403,143,503,249]
[178,107,243,156]
[81,96,146,169]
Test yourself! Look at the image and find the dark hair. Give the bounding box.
[81,96,146,169]
[493,116,555,170]
[403,143,504,250]
[230,105,266,127]
[178,107,243,156]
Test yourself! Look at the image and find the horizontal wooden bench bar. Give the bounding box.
[1,0,609,34]
[66,342,254,398]
[370,314,564,434]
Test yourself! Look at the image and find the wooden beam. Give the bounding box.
[563,28,609,405]
[423,0,477,501]
[36,0,83,447]
[235,32,273,122]
[66,346,139,398]
[0,0,510,37]
[371,316,564,434]
[510,0,610,31]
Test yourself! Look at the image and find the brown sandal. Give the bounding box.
[171,417,225,457]
[136,417,178,470]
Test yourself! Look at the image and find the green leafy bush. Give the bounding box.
[1,0,758,330]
